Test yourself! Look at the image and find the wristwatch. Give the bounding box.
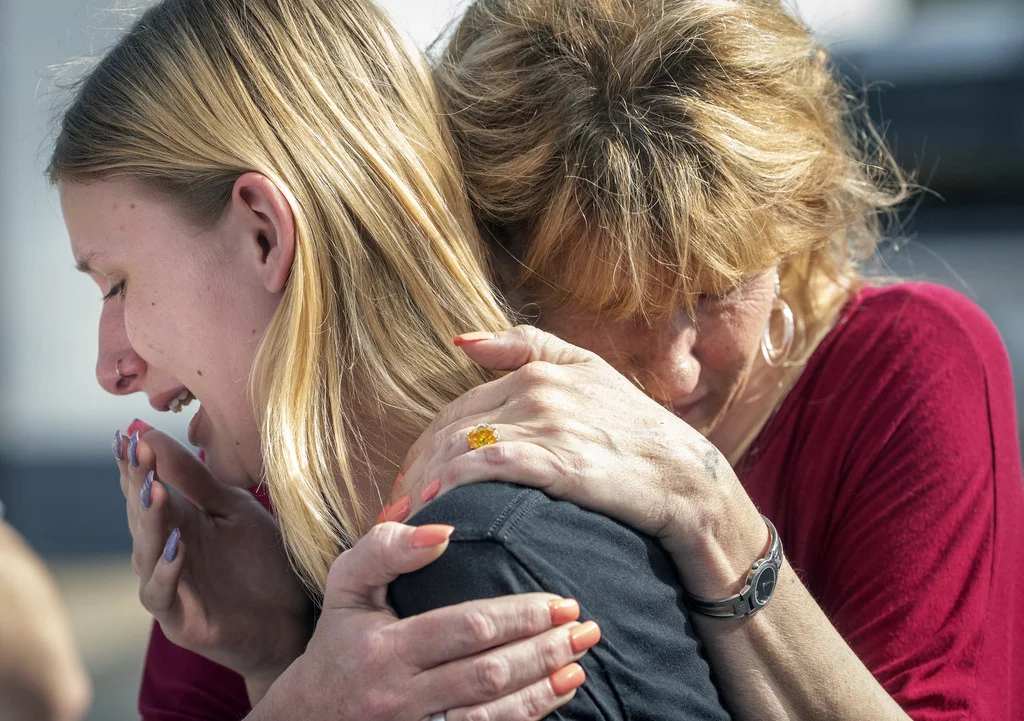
[686,514,783,618]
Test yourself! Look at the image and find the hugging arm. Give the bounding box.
[388,482,731,721]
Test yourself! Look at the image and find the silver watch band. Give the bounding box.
[686,514,782,618]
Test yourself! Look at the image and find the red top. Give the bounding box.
[138,282,1024,721]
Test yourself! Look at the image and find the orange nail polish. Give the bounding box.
[410,524,455,549]
[549,663,586,696]
[549,598,580,626]
[421,478,441,502]
[387,495,411,523]
[569,621,601,653]
[375,507,387,525]
[454,331,494,346]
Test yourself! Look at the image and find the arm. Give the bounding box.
[388,482,730,721]
[0,520,91,721]
[395,313,1021,721]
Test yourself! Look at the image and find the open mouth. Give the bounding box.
[168,389,195,413]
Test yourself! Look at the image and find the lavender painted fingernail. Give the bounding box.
[128,430,140,468]
[141,470,154,510]
[163,528,180,562]
[113,430,124,461]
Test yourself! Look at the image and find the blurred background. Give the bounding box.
[1,0,1021,718]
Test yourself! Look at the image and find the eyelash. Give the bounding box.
[103,280,126,302]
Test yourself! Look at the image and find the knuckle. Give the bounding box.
[520,682,553,719]
[479,442,514,467]
[462,608,500,646]
[464,706,495,721]
[472,655,512,696]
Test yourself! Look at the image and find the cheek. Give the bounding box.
[698,307,767,378]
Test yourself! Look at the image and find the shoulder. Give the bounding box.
[828,282,1007,371]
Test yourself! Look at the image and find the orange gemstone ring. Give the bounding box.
[467,423,500,450]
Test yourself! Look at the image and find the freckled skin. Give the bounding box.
[62,178,281,487]
[531,271,777,449]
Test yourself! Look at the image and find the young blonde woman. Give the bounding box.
[105,1,1023,720]
[52,0,737,719]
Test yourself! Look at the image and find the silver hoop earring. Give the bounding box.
[760,281,794,368]
[115,359,125,379]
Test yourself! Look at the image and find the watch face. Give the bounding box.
[752,564,778,606]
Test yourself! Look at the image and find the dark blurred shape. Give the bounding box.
[835,2,1024,205]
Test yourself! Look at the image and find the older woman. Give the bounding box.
[96,0,1023,720]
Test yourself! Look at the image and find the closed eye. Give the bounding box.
[103,280,126,302]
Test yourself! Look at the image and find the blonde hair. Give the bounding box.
[435,0,909,329]
[50,0,510,591]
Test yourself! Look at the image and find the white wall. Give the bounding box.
[0,0,904,461]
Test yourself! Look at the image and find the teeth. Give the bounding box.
[169,390,194,414]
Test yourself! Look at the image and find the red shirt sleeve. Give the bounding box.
[139,622,251,721]
[745,283,1024,721]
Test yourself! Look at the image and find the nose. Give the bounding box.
[96,300,145,395]
[633,314,699,405]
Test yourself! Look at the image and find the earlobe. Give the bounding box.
[232,172,296,294]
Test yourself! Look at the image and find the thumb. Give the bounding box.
[454,325,593,371]
[324,522,454,611]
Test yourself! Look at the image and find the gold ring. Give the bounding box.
[467,423,500,450]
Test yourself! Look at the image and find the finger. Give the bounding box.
[113,428,130,498]
[132,475,173,584]
[455,325,595,371]
[399,375,515,490]
[139,528,185,616]
[125,431,157,535]
[406,439,558,519]
[444,663,586,721]
[142,430,237,515]
[419,621,598,716]
[324,522,454,611]
[391,593,575,669]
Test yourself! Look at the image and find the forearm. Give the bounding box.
[691,561,909,721]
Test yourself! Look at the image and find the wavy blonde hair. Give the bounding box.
[435,0,909,332]
[49,0,510,591]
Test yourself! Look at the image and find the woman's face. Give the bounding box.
[61,176,292,487]
[532,270,777,444]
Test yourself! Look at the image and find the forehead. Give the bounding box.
[60,178,194,266]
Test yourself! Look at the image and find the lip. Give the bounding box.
[187,405,204,447]
[149,386,192,413]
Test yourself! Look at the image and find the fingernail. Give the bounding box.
[375,506,388,525]
[549,663,586,696]
[549,598,580,626]
[454,331,494,346]
[569,621,601,653]
[113,430,124,461]
[387,495,411,523]
[126,418,152,437]
[421,478,441,503]
[163,528,180,562]
[410,524,454,549]
[141,471,154,510]
[127,431,140,468]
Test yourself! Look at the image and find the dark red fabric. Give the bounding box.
[138,282,1024,720]
[738,283,1024,721]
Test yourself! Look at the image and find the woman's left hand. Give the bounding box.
[392,326,767,598]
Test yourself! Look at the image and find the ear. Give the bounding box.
[230,172,296,293]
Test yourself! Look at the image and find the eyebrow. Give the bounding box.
[74,252,98,274]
